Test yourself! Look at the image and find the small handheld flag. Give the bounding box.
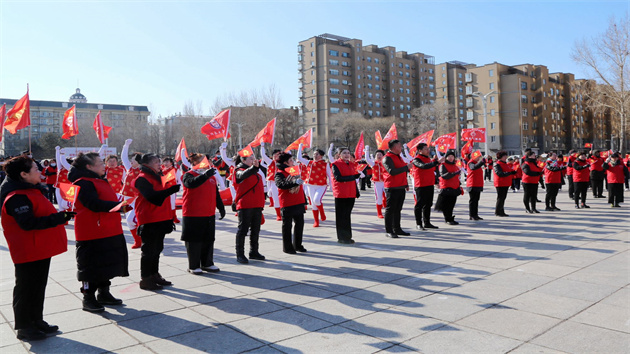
[161,169,177,187]
[285,166,301,176]
[194,156,211,170]
[58,183,80,203]
[584,143,592,148]
[238,144,254,158]
[471,150,482,160]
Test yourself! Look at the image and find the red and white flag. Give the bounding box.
[461,140,473,157]
[62,105,79,139]
[461,127,486,142]
[4,89,30,135]
[174,137,187,162]
[285,128,313,152]
[193,156,211,170]
[355,131,365,160]
[250,118,276,147]
[375,131,383,148]
[161,168,177,187]
[58,183,80,203]
[201,109,231,141]
[432,132,457,152]
[285,165,301,176]
[379,123,398,150]
[0,103,6,143]
[471,150,483,160]
[408,130,434,155]
[238,144,254,158]
[93,111,112,144]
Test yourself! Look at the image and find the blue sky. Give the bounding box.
[1,0,627,119]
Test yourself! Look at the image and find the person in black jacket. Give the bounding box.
[521,151,542,213]
[383,140,413,237]
[412,143,442,229]
[436,150,461,225]
[494,151,516,217]
[275,153,307,254]
[466,153,485,220]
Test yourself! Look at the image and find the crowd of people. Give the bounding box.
[1,140,628,341]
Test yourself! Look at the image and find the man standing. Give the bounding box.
[383,140,413,238]
[412,143,443,230]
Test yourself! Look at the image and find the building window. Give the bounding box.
[489,82,495,90]
[329,60,339,66]
[521,81,527,90]
[521,95,527,103]
[467,111,474,120]
[342,52,350,58]
[312,99,315,103]
[490,109,495,116]
[329,50,339,57]
[490,96,495,103]
[489,69,494,77]
[330,88,339,94]
[330,107,340,114]
[522,108,528,117]
[490,136,496,142]
[491,123,496,129]
[329,69,339,76]
[330,98,340,104]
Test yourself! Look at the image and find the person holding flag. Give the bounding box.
[589,150,606,198]
[484,156,494,182]
[161,157,181,223]
[566,150,577,199]
[435,150,462,225]
[412,143,443,230]
[331,147,361,244]
[573,151,592,209]
[466,151,486,220]
[543,153,566,211]
[121,139,143,249]
[510,157,522,192]
[382,140,413,238]
[275,152,307,253]
[105,155,125,194]
[260,142,283,220]
[364,146,387,219]
[493,151,516,217]
[521,151,543,213]
[297,144,332,227]
[54,146,73,212]
[603,153,626,207]
[1,156,73,341]
[43,159,58,204]
[68,153,130,313]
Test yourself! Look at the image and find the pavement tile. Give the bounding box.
[534,278,621,302]
[271,324,392,353]
[0,343,29,353]
[532,320,629,353]
[143,324,265,353]
[190,296,285,324]
[0,321,20,348]
[482,269,556,290]
[344,282,432,306]
[24,323,138,353]
[395,293,486,322]
[502,291,592,319]
[292,295,381,324]
[563,267,630,287]
[456,308,561,341]
[509,342,570,353]
[448,280,527,304]
[511,262,580,278]
[402,323,522,353]
[600,288,630,308]
[114,308,217,343]
[43,308,112,334]
[254,283,338,307]
[571,302,630,333]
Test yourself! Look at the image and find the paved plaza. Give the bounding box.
[1,182,628,353]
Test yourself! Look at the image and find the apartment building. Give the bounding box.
[298,34,436,145]
[434,61,469,135]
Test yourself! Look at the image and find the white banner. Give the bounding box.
[60,147,117,159]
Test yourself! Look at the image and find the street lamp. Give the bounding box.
[472,90,497,157]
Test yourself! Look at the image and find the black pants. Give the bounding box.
[545,183,561,208]
[236,208,262,256]
[468,189,481,217]
[335,198,355,241]
[608,183,624,205]
[567,175,574,198]
[495,186,509,215]
[574,181,589,205]
[414,186,434,226]
[539,177,546,190]
[46,184,57,204]
[281,211,304,252]
[360,176,371,190]
[185,240,215,269]
[13,258,51,330]
[591,178,604,197]
[140,231,166,278]
[440,194,458,221]
[484,168,492,181]
[384,188,406,233]
[81,280,111,295]
[511,178,521,191]
[522,183,539,211]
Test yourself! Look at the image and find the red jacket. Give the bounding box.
[567,155,576,176]
[543,160,563,184]
[134,170,174,226]
[182,171,218,217]
[466,159,484,188]
[493,160,514,187]
[44,166,57,185]
[522,160,543,184]
[1,189,67,264]
[234,165,265,210]
[412,154,437,188]
[371,161,385,182]
[73,177,124,241]
[383,152,408,188]
[106,165,125,194]
[604,162,625,184]
[331,159,358,198]
[122,167,140,197]
[573,159,591,182]
[439,162,461,190]
[306,160,328,186]
[589,156,604,172]
[277,169,307,207]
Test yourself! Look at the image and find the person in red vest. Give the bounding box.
[161,157,180,223]
[68,153,130,312]
[412,143,443,229]
[383,140,413,238]
[484,156,494,181]
[134,153,181,290]
[466,152,486,220]
[275,152,307,253]
[233,153,267,263]
[297,144,331,227]
[121,139,143,249]
[589,150,606,198]
[43,159,57,204]
[493,151,516,217]
[624,154,630,191]
[603,153,627,207]
[566,150,577,199]
[54,146,73,211]
[436,150,462,225]
[521,151,543,213]
[105,155,125,194]
[331,147,361,244]
[543,153,566,211]
[573,151,591,208]
[365,147,387,218]
[181,153,226,274]
[509,157,522,192]
[261,144,283,220]
[1,156,72,341]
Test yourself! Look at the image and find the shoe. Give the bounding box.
[313,220,319,227]
[569,195,574,199]
[597,195,605,198]
[552,207,561,211]
[416,225,425,230]
[249,252,266,260]
[394,230,410,236]
[385,233,399,238]
[296,246,307,252]
[338,239,355,244]
[469,216,483,220]
[173,217,180,224]
[545,207,554,211]
[495,213,509,217]
[423,223,439,229]
[532,209,540,213]
[139,278,163,291]
[283,249,297,254]
[201,265,220,272]
[188,268,203,275]
[130,228,141,249]
[33,320,59,334]
[575,205,581,209]
[152,274,172,286]
[582,204,590,208]
[82,294,105,313]
[236,255,249,264]
[16,328,46,341]
[536,199,542,203]
[446,220,459,225]
[96,288,123,305]
[613,204,621,208]
[526,209,533,214]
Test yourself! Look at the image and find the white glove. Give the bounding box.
[296,178,304,185]
[125,139,132,146]
[55,146,60,151]
[260,141,265,147]
[220,142,228,149]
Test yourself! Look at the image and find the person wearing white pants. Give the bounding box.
[365,146,387,218]
[297,144,332,227]
[261,142,282,221]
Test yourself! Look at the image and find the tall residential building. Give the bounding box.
[434,61,469,135]
[298,34,436,145]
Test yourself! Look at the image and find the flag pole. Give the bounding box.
[27,83,31,154]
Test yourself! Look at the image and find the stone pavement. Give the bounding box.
[1,182,628,353]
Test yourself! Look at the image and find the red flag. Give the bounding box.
[250,118,276,147]
[201,109,231,141]
[375,131,383,148]
[93,111,112,144]
[461,140,473,157]
[461,127,486,142]
[238,144,254,157]
[408,130,434,155]
[357,163,368,172]
[4,90,30,134]
[193,156,211,170]
[285,129,313,152]
[355,132,365,160]
[109,197,136,212]
[174,137,187,162]
[379,123,398,150]
[58,183,80,203]
[456,160,463,168]
[433,132,457,152]
[161,168,177,186]
[0,104,6,143]
[62,105,79,139]
[471,150,482,160]
[285,165,301,176]
[584,143,592,148]
[537,161,545,168]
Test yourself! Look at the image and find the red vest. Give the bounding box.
[606,163,625,184]
[44,166,57,185]
[573,160,590,182]
[371,161,385,182]
[73,177,123,241]
[383,152,408,188]
[590,156,604,171]
[493,160,514,187]
[55,169,69,187]
[439,162,461,190]
[522,161,542,184]
[1,189,67,264]
[105,165,125,194]
[566,155,576,176]
[266,163,276,181]
[466,161,484,188]
[182,171,217,217]
[277,169,307,207]
[331,159,357,198]
[413,155,436,188]
[234,167,265,210]
[134,171,173,226]
[306,160,328,186]
[543,161,563,184]
[122,167,140,197]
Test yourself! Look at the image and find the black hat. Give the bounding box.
[445,150,456,158]
[611,152,620,158]
[140,153,160,164]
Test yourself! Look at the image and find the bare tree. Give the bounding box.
[572,14,630,153]
[210,84,285,115]
[407,102,455,139]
